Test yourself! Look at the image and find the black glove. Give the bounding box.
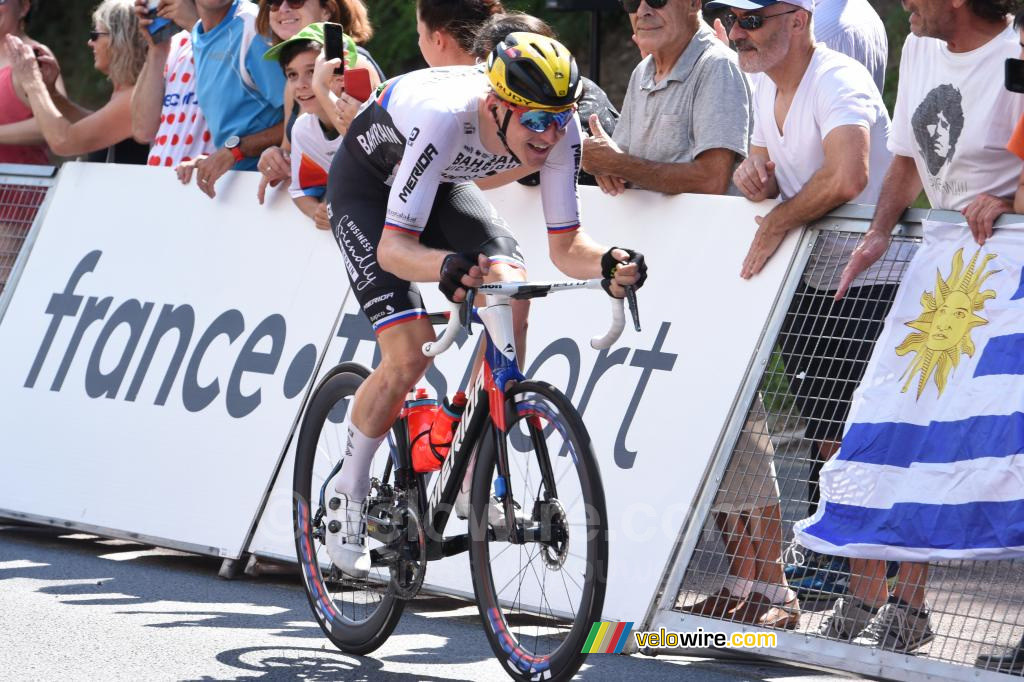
[600,247,648,297]
[439,252,479,302]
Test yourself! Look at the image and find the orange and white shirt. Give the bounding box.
[148,31,215,168]
[289,112,341,199]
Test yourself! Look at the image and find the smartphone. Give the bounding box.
[344,67,372,102]
[146,1,177,44]
[323,22,345,76]
[1006,58,1024,94]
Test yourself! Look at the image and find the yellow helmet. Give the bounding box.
[486,32,582,111]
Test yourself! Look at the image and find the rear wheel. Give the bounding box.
[469,380,608,681]
[293,362,405,655]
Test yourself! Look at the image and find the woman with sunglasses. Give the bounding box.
[1,0,148,164]
[254,0,381,203]
[319,32,647,580]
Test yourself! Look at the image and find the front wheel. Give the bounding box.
[293,362,405,655]
[469,380,608,681]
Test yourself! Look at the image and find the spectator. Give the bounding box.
[0,0,63,165]
[178,0,287,198]
[472,11,620,188]
[416,0,503,67]
[131,0,215,168]
[264,22,342,230]
[581,0,750,196]
[812,0,888,93]
[835,0,1023,654]
[254,0,381,202]
[2,0,149,164]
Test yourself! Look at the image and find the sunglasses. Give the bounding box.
[268,0,310,9]
[723,8,799,31]
[88,30,109,41]
[512,105,576,133]
[619,0,667,13]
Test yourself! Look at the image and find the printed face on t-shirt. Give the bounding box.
[911,83,965,176]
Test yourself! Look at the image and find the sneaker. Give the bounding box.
[791,555,850,597]
[818,596,877,641]
[976,638,1024,673]
[783,540,823,582]
[852,602,935,652]
[324,492,370,578]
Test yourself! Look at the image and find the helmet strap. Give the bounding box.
[490,105,521,164]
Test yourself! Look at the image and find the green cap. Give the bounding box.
[263,22,359,67]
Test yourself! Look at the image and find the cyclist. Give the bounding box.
[323,32,648,577]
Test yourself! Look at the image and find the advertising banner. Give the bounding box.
[0,163,347,557]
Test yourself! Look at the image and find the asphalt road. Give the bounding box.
[0,523,858,682]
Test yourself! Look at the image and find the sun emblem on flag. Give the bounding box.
[896,248,999,399]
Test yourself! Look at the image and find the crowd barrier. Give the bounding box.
[1,162,1022,680]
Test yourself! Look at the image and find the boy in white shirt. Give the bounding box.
[264,23,345,230]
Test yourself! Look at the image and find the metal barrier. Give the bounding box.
[0,164,57,321]
[644,205,1024,681]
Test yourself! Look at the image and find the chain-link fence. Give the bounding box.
[669,217,1024,679]
[0,169,53,299]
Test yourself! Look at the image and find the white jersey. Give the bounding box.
[344,66,583,237]
[289,113,341,199]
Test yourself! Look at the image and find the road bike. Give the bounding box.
[293,279,638,681]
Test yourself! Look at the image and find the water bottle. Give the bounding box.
[412,391,467,472]
[405,388,438,472]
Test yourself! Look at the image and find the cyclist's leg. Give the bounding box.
[324,152,436,575]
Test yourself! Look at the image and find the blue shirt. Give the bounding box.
[192,0,285,170]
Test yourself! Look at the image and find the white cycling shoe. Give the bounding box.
[324,492,371,578]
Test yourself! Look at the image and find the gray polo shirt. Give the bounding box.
[613,23,752,194]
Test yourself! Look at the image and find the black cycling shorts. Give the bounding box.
[326,146,525,334]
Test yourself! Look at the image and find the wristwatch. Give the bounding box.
[225,135,244,163]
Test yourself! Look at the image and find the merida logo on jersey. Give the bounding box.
[356,123,403,155]
[398,144,439,202]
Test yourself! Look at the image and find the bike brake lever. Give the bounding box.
[624,285,641,332]
[461,288,476,335]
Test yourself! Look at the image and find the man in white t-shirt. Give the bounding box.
[835,0,1023,656]
[131,0,214,167]
[707,0,920,643]
[812,0,887,93]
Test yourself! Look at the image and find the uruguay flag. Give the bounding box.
[794,221,1024,561]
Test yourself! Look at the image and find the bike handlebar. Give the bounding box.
[422,279,635,357]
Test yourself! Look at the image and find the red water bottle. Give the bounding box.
[406,388,439,472]
[412,391,467,472]
[429,391,467,459]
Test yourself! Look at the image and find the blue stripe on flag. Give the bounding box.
[1012,268,1024,300]
[974,334,1024,377]
[802,499,1024,551]
[838,412,1024,467]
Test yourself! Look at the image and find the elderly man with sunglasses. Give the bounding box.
[581,0,751,197]
[708,0,918,642]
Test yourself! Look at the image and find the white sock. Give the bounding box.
[721,575,754,598]
[333,423,385,501]
[753,580,797,604]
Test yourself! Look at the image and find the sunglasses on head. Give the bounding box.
[619,0,668,13]
[513,105,576,133]
[268,0,310,9]
[88,30,109,41]
[723,7,799,31]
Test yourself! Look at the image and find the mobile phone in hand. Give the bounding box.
[323,22,345,75]
[1007,58,1024,94]
[343,68,372,102]
[146,0,176,44]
